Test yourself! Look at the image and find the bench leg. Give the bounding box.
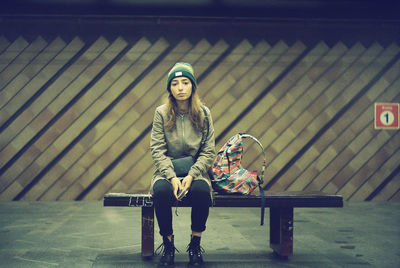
[141,206,154,258]
[269,207,293,258]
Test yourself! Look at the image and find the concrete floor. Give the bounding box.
[0,201,399,268]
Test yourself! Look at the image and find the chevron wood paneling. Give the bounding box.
[0,36,10,54]
[0,32,399,201]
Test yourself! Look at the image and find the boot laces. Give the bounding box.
[155,241,179,257]
[187,243,204,257]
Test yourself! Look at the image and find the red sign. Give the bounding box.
[375,103,399,129]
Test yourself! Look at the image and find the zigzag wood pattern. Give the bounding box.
[0,35,399,201]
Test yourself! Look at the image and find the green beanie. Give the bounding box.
[166,62,197,91]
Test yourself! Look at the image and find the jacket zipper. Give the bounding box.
[180,114,185,152]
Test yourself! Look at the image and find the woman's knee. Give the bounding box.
[153,179,173,201]
[190,180,211,201]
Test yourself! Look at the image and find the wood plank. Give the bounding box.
[93,145,145,194]
[200,39,252,102]
[1,37,84,132]
[300,45,400,193]
[288,79,400,193]
[191,39,229,77]
[0,35,10,53]
[389,189,400,201]
[119,135,152,176]
[215,40,293,146]
[178,38,212,66]
[0,180,23,200]
[212,43,272,120]
[373,172,400,201]
[0,37,67,126]
[264,42,393,191]
[0,36,47,90]
[246,43,363,185]
[211,40,271,121]
[0,36,92,163]
[350,149,400,201]
[47,39,191,200]
[218,41,319,179]
[127,157,155,193]
[203,39,253,108]
[215,40,290,145]
[226,42,359,172]
[20,37,152,201]
[339,131,400,200]
[24,38,169,201]
[0,36,29,73]
[324,129,394,194]
[39,36,128,151]
[0,37,112,198]
[0,36,72,111]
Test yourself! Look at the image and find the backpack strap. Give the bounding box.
[240,133,266,184]
[240,133,267,226]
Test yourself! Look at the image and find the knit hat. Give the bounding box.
[166,62,197,91]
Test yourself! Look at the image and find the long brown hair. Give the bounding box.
[165,89,205,131]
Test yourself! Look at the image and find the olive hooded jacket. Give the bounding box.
[150,104,215,190]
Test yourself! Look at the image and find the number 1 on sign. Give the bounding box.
[380,111,394,126]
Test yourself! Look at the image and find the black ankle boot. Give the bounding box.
[187,235,204,266]
[156,235,177,266]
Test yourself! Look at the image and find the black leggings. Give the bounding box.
[153,179,211,236]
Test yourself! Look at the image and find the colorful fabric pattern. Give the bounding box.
[212,133,266,195]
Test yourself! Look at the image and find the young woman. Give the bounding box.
[150,62,215,266]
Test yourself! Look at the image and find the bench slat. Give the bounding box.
[103,191,343,208]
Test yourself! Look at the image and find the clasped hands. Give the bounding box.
[170,175,193,201]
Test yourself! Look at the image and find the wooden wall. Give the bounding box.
[0,18,399,201]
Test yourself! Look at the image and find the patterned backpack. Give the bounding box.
[211,133,266,225]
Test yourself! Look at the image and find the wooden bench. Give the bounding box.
[103,191,343,258]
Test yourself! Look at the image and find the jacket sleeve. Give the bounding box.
[150,108,176,180]
[189,107,216,179]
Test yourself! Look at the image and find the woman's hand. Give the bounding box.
[178,175,193,200]
[170,177,182,200]
[181,175,193,192]
[171,175,193,201]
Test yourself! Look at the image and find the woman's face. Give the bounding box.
[170,77,192,102]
